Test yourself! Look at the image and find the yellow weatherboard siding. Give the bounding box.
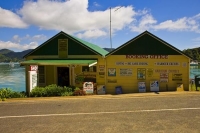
[105,55,189,94]
[46,66,55,85]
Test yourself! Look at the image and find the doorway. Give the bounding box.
[57,67,70,87]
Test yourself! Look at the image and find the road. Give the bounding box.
[0,92,200,133]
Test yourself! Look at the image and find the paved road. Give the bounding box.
[0,92,200,133]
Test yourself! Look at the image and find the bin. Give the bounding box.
[194,75,200,90]
[115,86,122,94]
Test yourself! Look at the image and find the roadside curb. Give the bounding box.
[1,91,200,103]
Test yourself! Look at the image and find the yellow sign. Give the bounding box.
[58,39,68,58]
[172,74,182,81]
[137,68,146,80]
[147,68,153,77]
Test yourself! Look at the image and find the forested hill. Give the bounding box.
[0,49,33,62]
[182,48,200,61]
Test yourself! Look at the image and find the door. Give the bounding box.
[57,67,70,87]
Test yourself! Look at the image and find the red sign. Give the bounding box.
[30,65,38,71]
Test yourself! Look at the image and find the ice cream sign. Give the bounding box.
[30,65,38,71]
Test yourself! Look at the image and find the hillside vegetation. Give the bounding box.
[182,48,199,61]
[0,49,33,62]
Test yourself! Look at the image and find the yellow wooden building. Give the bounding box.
[21,31,191,94]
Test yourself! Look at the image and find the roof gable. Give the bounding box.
[106,31,191,59]
[24,31,108,58]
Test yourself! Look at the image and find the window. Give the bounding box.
[38,66,45,84]
[82,66,96,72]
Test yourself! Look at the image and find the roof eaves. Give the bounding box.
[105,31,192,59]
[105,31,147,57]
[23,31,64,58]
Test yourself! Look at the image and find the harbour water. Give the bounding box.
[0,63,199,92]
[0,63,25,92]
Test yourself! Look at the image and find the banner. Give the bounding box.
[138,82,146,92]
[120,68,132,76]
[150,81,159,92]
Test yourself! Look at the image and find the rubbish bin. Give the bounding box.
[194,75,200,91]
[115,86,122,94]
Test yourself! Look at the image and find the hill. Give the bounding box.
[182,48,199,61]
[0,49,33,62]
[103,48,115,52]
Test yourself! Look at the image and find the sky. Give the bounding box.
[0,0,200,52]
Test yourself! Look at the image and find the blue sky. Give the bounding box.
[0,0,200,52]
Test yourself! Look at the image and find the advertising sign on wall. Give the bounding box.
[155,62,180,66]
[120,68,132,76]
[30,65,38,71]
[150,81,159,92]
[138,82,146,92]
[107,79,117,83]
[160,73,168,82]
[29,71,38,92]
[83,82,94,94]
[137,68,146,80]
[147,68,153,77]
[108,68,116,76]
[116,62,148,66]
[99,65,105,72]
[172,74,182,81]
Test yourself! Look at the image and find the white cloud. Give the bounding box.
[93,2,100,7]
[0,7,28,28]
[1,34,46,51]
[18,0,135,38]
[77,29,107,39]
[12,34,47,43]
[130,10,200,33]
[0,41,38,52]
[130,13,157,32]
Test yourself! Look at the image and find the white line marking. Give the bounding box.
[0,107,200,119]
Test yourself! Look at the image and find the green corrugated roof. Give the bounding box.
[24,31,109,58]
[20,60,97,66]
[69,34,109,56]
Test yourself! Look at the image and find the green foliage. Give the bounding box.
[182,48,200,61]
[30,84,75,97]
[0,88,27,101]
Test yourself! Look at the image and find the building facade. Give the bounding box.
[21,31,191,94]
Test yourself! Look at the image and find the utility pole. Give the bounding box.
[110,7,112,51]
[109,6,122,51]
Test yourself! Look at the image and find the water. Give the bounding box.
[0,63,25,92]
[190,66,200,79]
[0,63,199,92]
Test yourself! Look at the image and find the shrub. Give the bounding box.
[73,88,86,96]
[0,88,27,101]
[30,84,74,97]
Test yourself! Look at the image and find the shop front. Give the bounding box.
[21,31,191,94]
[20,31,108,94]
[104,31,191,94]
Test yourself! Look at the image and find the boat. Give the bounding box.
[190,61,198,66]
[9,62,15,68]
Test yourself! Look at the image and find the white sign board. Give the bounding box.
[138,82,146,92]
[29,71,38,92]
[83,82,94,94]
[150,81,159,92]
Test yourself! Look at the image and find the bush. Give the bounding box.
[0,88,27,101]
[73,88,86,96]
[30,84,74,97]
